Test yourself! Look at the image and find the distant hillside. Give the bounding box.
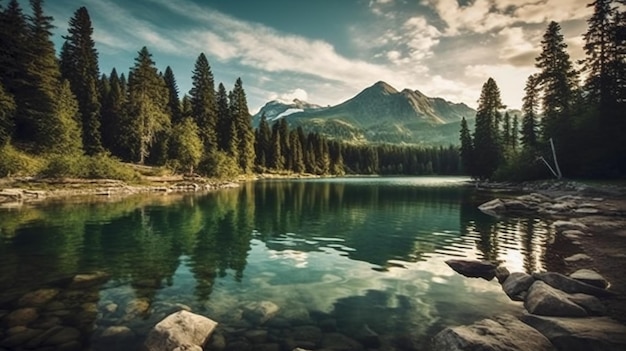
[252,81,477,145]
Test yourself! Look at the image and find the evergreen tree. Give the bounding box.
[53,80,83,154]
[216,83,231,152]
[190,53,218,154]
[459,117,474,175]
[100,68,127,158]
[230,78,255,174]
[170,117,203,174]
[521,74,539,150]
[181,94,192,119]
[60,6,103,155]
[126,46,170,164]
[535,21,579,142]
[163,66,182,124]
[255,114,271,169]
[511,115,519,151]
[472,78,504,179]
[289,129,305,173]
[502,111,512,148]
[278,118,290,170]
[582,0,620,107]
[0,83,15,146]
[270,123,284,170]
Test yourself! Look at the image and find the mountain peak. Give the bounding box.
[371,81,398,94]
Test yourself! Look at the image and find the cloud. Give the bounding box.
[269,88,310,103]
[497,26,538,67]
[465,64,538,109]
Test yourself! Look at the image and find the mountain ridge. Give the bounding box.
[252,81,477,145]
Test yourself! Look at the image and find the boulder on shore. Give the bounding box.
[521,314,626,351]
[478,199,506,217]
[431,314,555,351]
[502,272,535,301]
[143,310,217,351]
[445,259,497,280]
[524,281,587,317]
[533,272,614,297]
[568,269,609,289]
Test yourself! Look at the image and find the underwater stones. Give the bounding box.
[320,332,364,351]
[244,329,268,344]
[431,314,555,351]
[0,328,43,348]
[242,301,279,325]
[569,269,609,289]
[2,307,39,327]
[124,298,151,318]
[445,259,497,280]
[144,310,217,351]
[564,253,593,263]
[96,326,136,349]
[502,272,535,301]
[289,325,323,345]
[553,220,588,233]
[17,288,60,307]
[521,314,626,351]
[68,271,110,290]
[524,281,587,317]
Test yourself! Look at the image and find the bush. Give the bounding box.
[39,153,87,178]
[0,144,44,177]
[85,153,139,181]
[198,151,240,179]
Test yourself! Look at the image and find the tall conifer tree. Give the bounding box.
[60,6,102,154]
[163,66,182,125]
[230,78,255,174]
[190,53,217,154]
[472,78,504,180]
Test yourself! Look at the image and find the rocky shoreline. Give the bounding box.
[432,181,626,351]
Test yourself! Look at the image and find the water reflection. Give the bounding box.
[0,177,556,350]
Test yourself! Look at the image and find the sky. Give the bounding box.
[34,0,593,113]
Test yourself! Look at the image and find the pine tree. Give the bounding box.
[255,114,271,169]
[0,83,15,146]
[278,118,290,170]
[190,53,217,154]
[216,83,231,152]
[582,0,620,107]
[60,6,103,155]
[502,111,511,148]
[126,47,170,164]
[163,66,182,124]
[181,94,192,119]
[101,69,127,158]
[521,75,539,150]
[472,78,504,180]
[289,129,305,173]
[53,80,83,154]
[459,116,474,175]
[535,21,579,142]
[230,78,255,174]
[0,0,29,142]
[270,123,284,170]
[511,115,519,151]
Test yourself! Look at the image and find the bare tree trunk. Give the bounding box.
[549,138,562,179]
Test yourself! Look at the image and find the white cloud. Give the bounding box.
[465,64,538,109]
[269,88,310,103]
[497,26,538,66]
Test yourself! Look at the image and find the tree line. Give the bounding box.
[0,0,461,179]
[461,0,626,180]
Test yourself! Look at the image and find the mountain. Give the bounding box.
[252,81,477,145]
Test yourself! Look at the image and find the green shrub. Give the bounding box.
[0,144,44,177]
[198,151,240,179]
[85,153,139,181]
[39,153,87,178]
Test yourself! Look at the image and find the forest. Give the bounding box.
[461,0,626,181]
[0,0,461,180]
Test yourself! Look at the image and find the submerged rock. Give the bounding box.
[478,199,506,216]
[445,259,497,280]
[242,301,279,325]
[144,310,217,351]
[569,269,609,289]
[2,308,39,327]
[521,314,626,351]
[431,314,555,351]
[524,281,587,317]
[564,253,593,263]
[18,288,60,307]
[68,271,111,289]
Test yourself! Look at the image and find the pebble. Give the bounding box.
[564,253,593,263]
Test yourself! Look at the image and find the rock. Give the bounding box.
[503,199,533,211]
[574,208,600,214]
[518,193,553,204]
[125,298,150,317]
[553,220,588,233]
[18,289,60,307]
[562,230,587,241]
[569,269,609,289]
[57,340,82,351]
[68,271,110,289]
[144,310,217,351]
[100,325,135,341]
[502,272,535,301]
[2,308,39,327]
[495,266,510,284]
[445,259,496,280]
[564,253,593,263]
[567,293,606,316]
[533,272,614,297]
[521,314,626,351]
[478,199,505,216]
[207,332,226,350]
[242,301,279,325]
[244,329,268,344]
[289,325,323,344]
[431,314,555,351]
[42,327,80,346]
[524,281,587,317]
[320,333,364,351]
[0,328,44,348]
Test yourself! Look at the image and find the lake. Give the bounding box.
[0,177,555,350]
